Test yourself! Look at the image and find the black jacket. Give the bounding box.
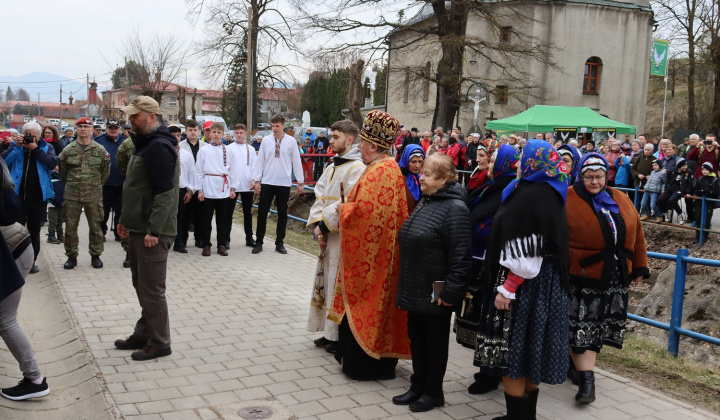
[396,182,472,314]
[692,175,720,200]
[680,170,694,195]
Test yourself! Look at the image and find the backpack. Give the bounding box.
[698,145,720,161]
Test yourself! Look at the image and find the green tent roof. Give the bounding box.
[486,105,636,134]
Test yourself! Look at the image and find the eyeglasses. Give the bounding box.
[583,175,606,183]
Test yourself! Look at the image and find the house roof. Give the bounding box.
[257,87,300,102]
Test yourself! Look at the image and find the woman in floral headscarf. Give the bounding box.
[474,139,570,420]
[467,138,501,192]
[398,144,425,214]
[455,144,519,395]
[558,144,581,182]
[565,153,648,404]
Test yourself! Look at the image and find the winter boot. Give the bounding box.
[575,370,596,403]
[527,388,539,420]
[492,393,529,420]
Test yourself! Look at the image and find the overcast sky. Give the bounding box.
[3,0,411,101]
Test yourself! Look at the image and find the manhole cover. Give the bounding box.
[238,406,273,419]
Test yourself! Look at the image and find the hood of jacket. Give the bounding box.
[336,145,362,162]
[132,124,176,150]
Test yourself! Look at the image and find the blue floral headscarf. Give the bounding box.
[576,152,620,214]
[501,139,569,203]
[557,144,581,182]
[399,144,425,201]
[490,144,520,180]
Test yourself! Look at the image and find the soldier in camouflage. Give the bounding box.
[116,136,134,268]
[58,117,110,269]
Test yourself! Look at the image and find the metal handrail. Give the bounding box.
[614,186,719,247]
[628,248,720,356]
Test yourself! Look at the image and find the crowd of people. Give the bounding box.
[0,101,713,420]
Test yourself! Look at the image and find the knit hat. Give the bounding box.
[580,155,607,174]
[359,110,400,149]
[702,162,714,172]
[676,158,687,168]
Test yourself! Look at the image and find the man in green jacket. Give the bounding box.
[115,96,179,361]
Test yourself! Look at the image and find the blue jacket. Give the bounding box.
[94,134,126,186]
[614,155,632,187]
[1,141,57,201]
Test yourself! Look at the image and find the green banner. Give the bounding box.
[651,39,669,77]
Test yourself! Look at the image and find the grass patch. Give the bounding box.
[597,333,720,413]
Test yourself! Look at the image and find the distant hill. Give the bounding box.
[0,72,110,103]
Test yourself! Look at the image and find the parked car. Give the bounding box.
[257,123,271,129]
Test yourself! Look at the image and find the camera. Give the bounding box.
[23,133,34,144]
[704,140,713,145]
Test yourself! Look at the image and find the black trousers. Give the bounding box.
[179,193,204,246]
[255,185,290,246]
[18,199,46,262]
[226,191,254,242]
[101,185,123,237]
[200,197,229,248]
[407,311,452,398]
[657,190,683,214]
[685,197,696,222]
[174,188,188,249]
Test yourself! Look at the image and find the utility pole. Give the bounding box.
[86,73,90,117]
[246,6,253,129]
[60,84,63,127]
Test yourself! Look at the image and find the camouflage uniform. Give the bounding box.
[116,137,135,252]
[59,140,110,258]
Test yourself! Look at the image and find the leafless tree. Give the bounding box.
[115,29,190,103]
[652,0,703,129]
[186,0,301,89]
[292,0,558,130]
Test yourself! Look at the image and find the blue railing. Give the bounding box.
[611,186,718,247]
[627,248,720,357]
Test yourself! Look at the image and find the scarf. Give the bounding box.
[557,144,581,181]
[398,144,425,201]
[502,139,569,203]
[576,153,620,214]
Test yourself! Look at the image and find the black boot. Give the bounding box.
[123,253,130,268]
[91,255,104,269]
[527,389,539,420]
[63,257,77,270]
[575,371,596,403]
[468,373,501,395]
[492,393,529,420]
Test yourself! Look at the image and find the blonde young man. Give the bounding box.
[306,120,366,353]
[194,122,236,257]
[226,124,257,247]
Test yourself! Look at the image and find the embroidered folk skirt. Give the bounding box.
[474,260,569,385]
[569,262,629,353]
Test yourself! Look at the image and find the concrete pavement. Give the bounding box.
[1,217,718,420]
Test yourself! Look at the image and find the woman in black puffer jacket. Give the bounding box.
[392,153,472,413]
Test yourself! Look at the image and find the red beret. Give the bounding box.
[203,121,212,130]
[75,117,93,126]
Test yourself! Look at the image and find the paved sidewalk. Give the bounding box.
[3,216,719,420]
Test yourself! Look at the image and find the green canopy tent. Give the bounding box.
[486,105,636,134]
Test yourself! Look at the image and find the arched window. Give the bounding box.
[583,57,602,94]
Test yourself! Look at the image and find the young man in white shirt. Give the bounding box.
[169,126,195,253]
[250,114,304,254]
[226,124,257,248]
[195,122,236,256]
[178,120,206,249]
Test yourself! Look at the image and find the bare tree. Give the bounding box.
[115,29,190,103]
[186,0,301,98]
[699,0,720,132]
[293,0,558,130]
[347,59,365,126]
[653,0,703,129]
